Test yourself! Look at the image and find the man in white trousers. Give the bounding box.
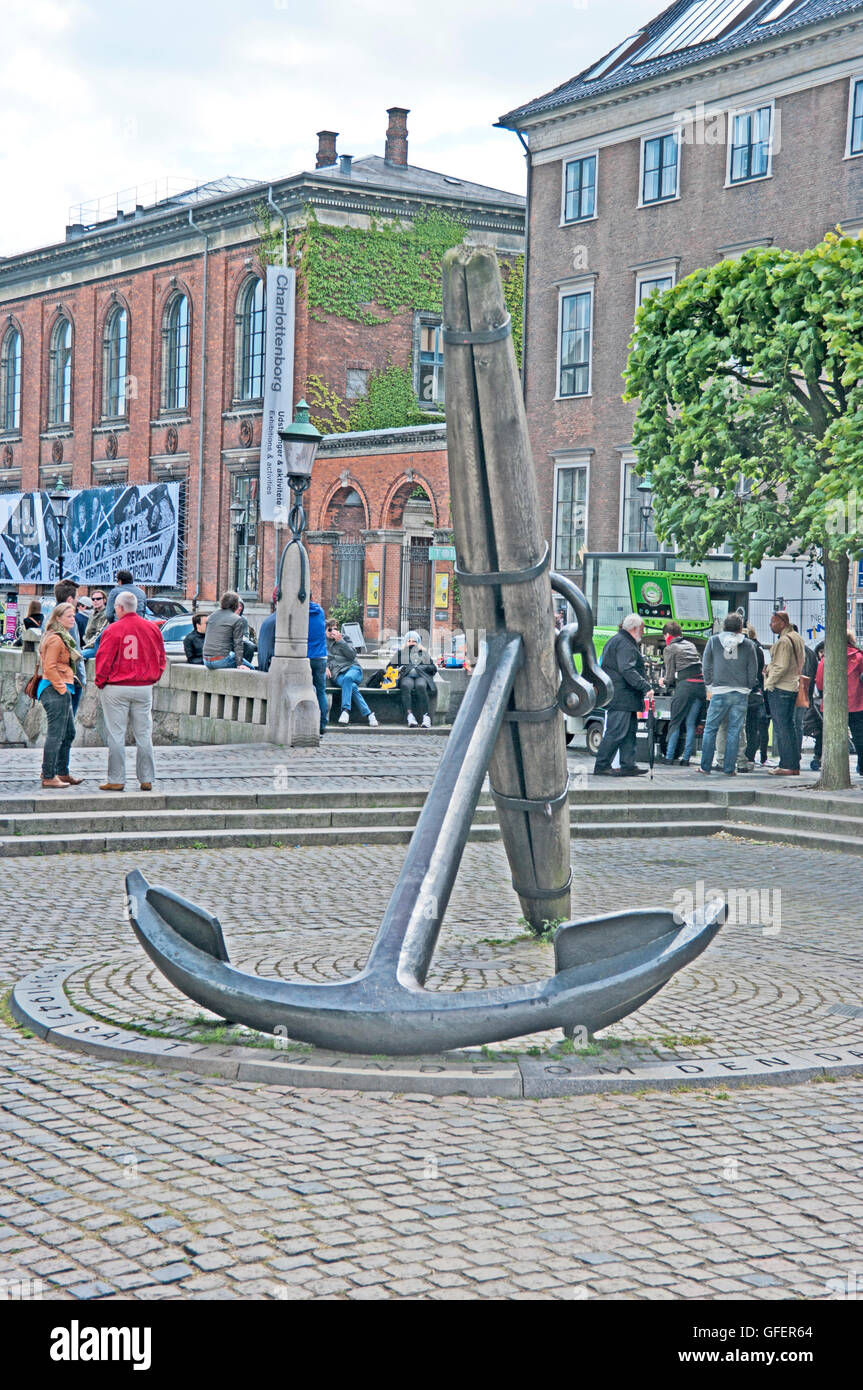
[94,591,166,792]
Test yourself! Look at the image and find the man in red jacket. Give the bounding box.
[95,591,166,792]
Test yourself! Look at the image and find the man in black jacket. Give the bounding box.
[593,615,651,777]
[183,612,207,665]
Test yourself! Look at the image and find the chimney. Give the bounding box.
[385,107,409,167]
[316,130,338,168]
[339,154,353,177]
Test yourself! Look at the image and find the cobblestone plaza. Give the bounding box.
[0,737,861,1301]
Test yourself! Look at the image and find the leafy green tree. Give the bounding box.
[625,232,863,791]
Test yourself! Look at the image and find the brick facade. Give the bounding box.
[503,4,863,587]
[0,115,523,631]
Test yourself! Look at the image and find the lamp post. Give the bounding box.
[265,400,324,748]
[229,500,245,591]
[637,471,654,553]
[48,475,70,582]
[275,399,321,603]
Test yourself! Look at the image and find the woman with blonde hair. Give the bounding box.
[36,602,83,788]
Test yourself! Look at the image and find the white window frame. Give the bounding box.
[846,74,863,159]
[725,100,775,188]
[560,151,599,227]
[638,131,681,208]
[556,280,594,401]
[635,263,677,314]
[551,452,591,571]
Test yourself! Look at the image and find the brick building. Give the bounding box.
[0,109,523,630]
[499,0,863,634]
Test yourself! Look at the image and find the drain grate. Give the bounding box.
[828,1003,863,1019]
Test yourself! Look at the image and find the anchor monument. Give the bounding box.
[126,247,725,1056]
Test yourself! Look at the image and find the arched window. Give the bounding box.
[237,278,265,400]
[102,305,128,418]
[49,318,72,426]
[1,328,21,432]
[164,294,190,411]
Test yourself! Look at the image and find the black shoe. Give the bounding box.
[593,768,616,776]
[615,767,649,777]
[679,760,691,767]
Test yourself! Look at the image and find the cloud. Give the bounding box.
[0,0,656,256]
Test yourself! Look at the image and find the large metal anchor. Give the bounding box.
[126,245,724,1056]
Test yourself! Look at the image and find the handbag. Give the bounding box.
[24,661,41,701]
[795,674,811,709]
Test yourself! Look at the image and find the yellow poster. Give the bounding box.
[366,571,380,606]
[434,572,449,610]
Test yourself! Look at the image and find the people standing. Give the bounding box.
[743,624,770,767]
[815,632,863,777]
[699,615,758,777]
[593,615,651,777]
[202,592,254,670]
[661,621,705,766]
[83,590,109,649]
[23,600,43,632]
[183,612,207,665]
[397,631,438,729]
[764,610,805,776]
[94,591,166,792]
[36,603,83,788]
[326,620,378,727]
[105,569,147,622]
[307,598,329,735]
[74,596,93,643]
[806,641,826,771]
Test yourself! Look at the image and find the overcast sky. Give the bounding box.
[1,0,657,258]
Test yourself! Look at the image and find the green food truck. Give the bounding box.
[565,552,757,756]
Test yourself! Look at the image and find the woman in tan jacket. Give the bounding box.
[37,603,83,788]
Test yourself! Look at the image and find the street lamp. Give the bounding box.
[637,471,653,553]
[229,500,245,591]
[276,400,322,603]
[48,475,70,582]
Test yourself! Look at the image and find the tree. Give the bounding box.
[624,231,863,791]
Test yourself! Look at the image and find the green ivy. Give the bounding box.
[297,207,467,324]
[306,363,443,435]
[501,253,525,367]
[328,593,363,626]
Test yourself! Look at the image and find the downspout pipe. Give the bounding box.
[515,128,531,406]
[188,206,209,608]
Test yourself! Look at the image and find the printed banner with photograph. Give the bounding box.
[259,265,296,522]
[0,483,181,586]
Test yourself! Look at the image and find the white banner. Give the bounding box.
[259,265,296,522]
[0,483,180,586]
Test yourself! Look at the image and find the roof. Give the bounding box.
[499,0,863,128]
[311,155,524,209]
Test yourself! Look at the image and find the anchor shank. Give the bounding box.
[365,632,523,987]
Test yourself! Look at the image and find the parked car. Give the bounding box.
[159,615,196,657]
[146,599,190,620]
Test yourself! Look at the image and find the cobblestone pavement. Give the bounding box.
[1,731,859,800]
[1,797,862,1300]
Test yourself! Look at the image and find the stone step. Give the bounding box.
[0,824,504,858]
[726,820,863,856]
[728,806,863,842]
[1,787,434,815]
[748,789,863,820]
[569,803,720,826]
[0,805,500,837]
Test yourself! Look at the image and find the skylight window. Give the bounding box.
[584,32,645,81]
[634,0,756,64]
[758,0,803,22]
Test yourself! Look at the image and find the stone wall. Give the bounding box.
[0,645,268,749]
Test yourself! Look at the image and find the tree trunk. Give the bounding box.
[819,550,851,792]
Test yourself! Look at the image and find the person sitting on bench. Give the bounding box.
[397,631,437,729]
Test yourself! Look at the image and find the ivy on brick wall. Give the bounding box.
[501,254,525,368]
[306,364,444,435]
